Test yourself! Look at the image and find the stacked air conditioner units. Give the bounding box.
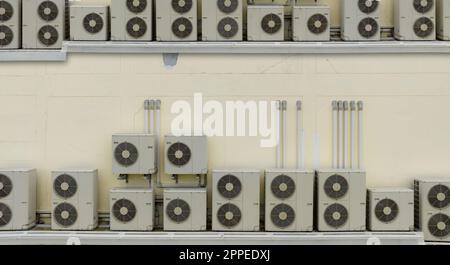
[202,0,243,41]
[0,0,21,48]
[164,135,208,175]
[111,0,152,41]
[415,177,450,242]
[341,0,381,41]
[110,187,154,231]
[292,5,330,41]
[247,5,284,41]
[212,170,260,231]
[394,0,436,40]
[22,0,66,49]
[436,0,450,40]
[265,169,314,231]
[69,2,109,41]
[163,188,206,231]
[0,169,36,230]
[367,187,414,231]
[112,134,157,176]
[316,169,366,231]
[51,169,98,230]
[155,0,198,41]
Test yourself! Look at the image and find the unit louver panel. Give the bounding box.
[0,1,13,22]
[166,199,190,223]
[261,13,282,34]
[217,174,241,199]
[0,174,12,198]
[38,1,59,22]
[114,142,139,166]
[217,0,238,14]
[127,0,147,13]
[0,202,12,227]
[54,202,78,227]
[167,141,192,166]
[307,14,328,34]
[413,17,434,38]
[171,0,192,14]
[271,203,295,228]
[0,25,13,46]
[217,17,238,38]
[113,199,137,223]
[324,203,348,228]
[428,213,450,238]
[53,174,77,199]
[358,17,379,38]
[83,13,104,34]
[38,25,59,46]
[428,184,450,209]
[271,174,295,199]
[358,0,379,14]
[375,198,399,223]
[127,17,147,38]
[323,174,348,199]
[413,0,434,13]
[217,203,241,227]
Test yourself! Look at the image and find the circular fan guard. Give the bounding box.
[54,202,78,227]
[217,17,239,38]
[127,0,147,13]
[428,184,450,209]
[428,213,450,238]
[217,0,238,14]
[261,13,282,34]
[113,199,137,223]
[83,13,104,34]
[358,17,379,38]
[166,199,190,223]
[307,14,328,34]
[0,174,12,198]
[0,25,13,46]
[38,1,58,21]
[0,202,12,227]
[414,17,434,38]
[38,25,59,46]
[0,1,13,22]
[358,0,379,14]
[172,0,192,14]
[375,198,399,223]
[217,174,242,199]
[217,203,241,227]
[114,142,139,166]
[271,203,295,228]
[53,174,77,199]
[324,203,348,228]
[323,174,348,199]
[127,17,147,38]
[414,0,434,13]
[271,174,295,199]
[167,141,192,166]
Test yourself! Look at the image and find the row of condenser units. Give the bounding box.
[1,168,450,242]
[2,0,450,49]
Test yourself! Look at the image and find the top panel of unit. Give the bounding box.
[368,187,413,193]
[265,168,314,174]
[69,2,108,8]
[52,169,98,173]
[164,188,207,193]
[0,168,36,173]
[415,176,450,183]
[316,169,366,174]
[111,187,154,193]
[165,134,207,138]
[213,169,261,174]
[113,133,154,137]
[295,5,329,9]
[247,5,284,9]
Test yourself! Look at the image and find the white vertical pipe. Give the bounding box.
[149,100,155,135]
[358,101,364,169]
[276,100,282,168]
[297,100,303,169]
[282,100,287,168]
[338,101,344,169]
[343,101,349,169]
[350,101,357,169]
[332,101,338,169]
[144,100,150,134]
[155,100,161,168]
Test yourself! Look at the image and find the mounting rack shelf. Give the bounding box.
[2,41,450,62]
[0,231,425,245]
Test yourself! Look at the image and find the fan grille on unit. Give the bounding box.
[166,199,190,223]
[217,203,241,227]
[307,14,328,34]
[323,174,348,199]
[217,17,239,38]
[0,1,13,22]
[38,25,59,46]
[217,0,238,14]
[167,141,192,166]
[358,17,379,38]
[127,17,147,38]
[171,0,192,14]
[114,142,139,166]
[217,174,242,199]
[83,13,104,34]
[113,199,137,223]
[428,184,450,209]
[0,25,13,46]
[324,203,348,228]
[358,0,379,14]
[126,0,147,13]
[171,17,193,39]
[54,202,78,227]
[0,202,12,227]
[261,13,282,34]
[271,174,295,199]
[414,0,434,13]
[375,198,399,223]
[38,1,58,21]
[428,213,450,238]
[0,174,12,198]
[271,203,295,228]
[53,174,77,199]
[413,17,434,38]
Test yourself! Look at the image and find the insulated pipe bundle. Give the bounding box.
[296,100,304,169]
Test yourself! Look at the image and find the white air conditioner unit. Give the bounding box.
[316,169,366,231]
[394,0,436,40]
[212,170,260,231]
[51,169,98,230]
[111,0,152,41]
[202,0,243,41]
[163,188,206,231]
[437,0,450,40]
[112,134,157,175]
[22,0,66,49]
[367,187,414,231]
[415,177,450,242]
[0,0,21,49]
[0,169,36,230]
[292,5,330,41]
[155,0,197,41]
[164,135,208,175]
[110,187,154,231]
[69,2,109,41]
[265,169,314,232]
[341,0,381,41]
[247,5,284,41]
